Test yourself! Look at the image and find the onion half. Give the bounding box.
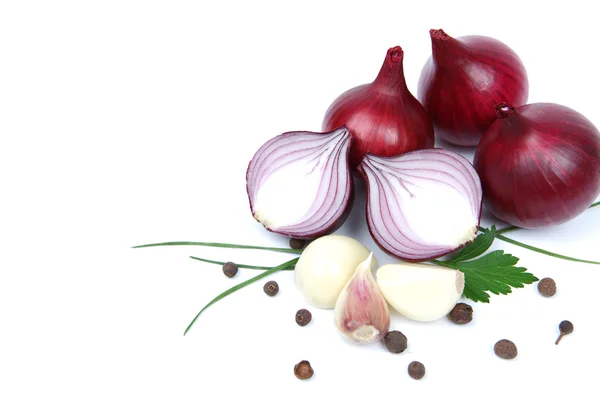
[358,149,482,261]
[246,126,353,238]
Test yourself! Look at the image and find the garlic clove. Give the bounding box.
[376,263,464,322]
[295,235,372,309]
[334,253,391,343]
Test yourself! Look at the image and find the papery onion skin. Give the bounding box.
[246,126,354,239]
[323,46,434,169]
[474,102,600,228]
[418,29,529,146]
[358,149,482,262]
[334,253,391,343]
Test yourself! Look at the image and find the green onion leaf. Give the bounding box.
[132,241,302,254]
[189,256,295,271]
[183,257,298,335]
[477,226,600,265]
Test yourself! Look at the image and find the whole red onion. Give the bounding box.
[323,46,434,169]
[418,29,529,146]
[474,102,600,228]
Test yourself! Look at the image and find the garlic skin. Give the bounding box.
[376,263,464,322]
[334,253,391,343]
[295,235,372,309]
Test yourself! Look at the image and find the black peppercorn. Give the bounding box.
[448,302,473,324]
[407,361,425,380]
[294,360,314,380]
[537,277,556,297]
[383,330,407,354]
[295,309,312,326]
[222,261,238,278]
[263,280,279,296]
[494,339,518,359]
[289,238,306,250]
[555,320,574,345]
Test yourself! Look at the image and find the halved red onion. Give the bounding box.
[246,126,353,238]
[358,149,482,261]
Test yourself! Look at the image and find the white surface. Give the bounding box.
[1,1,599,399]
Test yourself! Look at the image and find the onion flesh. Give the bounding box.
[418,29,529,146]
[246,126,353,238]
[358,149,482,261]
[474,102,600,228]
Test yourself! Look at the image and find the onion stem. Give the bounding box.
[183,257,299,336]
[477,227,600,265]
[132,241,303,254]
[189,256,295,271]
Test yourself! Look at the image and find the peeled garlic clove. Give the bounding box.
[376,263,464,322]
[334,253,390,343]
[295,235,372,309]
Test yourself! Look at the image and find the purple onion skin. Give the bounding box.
[323,46,434,170]
[418,29,529,147]
[474,103,600,229]
[245,128,355,240]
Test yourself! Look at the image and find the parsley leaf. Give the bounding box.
[450,250,537,302]
[449,225,496,262]
[433,226,538,303]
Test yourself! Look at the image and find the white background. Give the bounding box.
[1,1,599,399]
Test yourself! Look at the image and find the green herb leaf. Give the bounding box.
[435,250,538,303]
[450,225,496,262]
[189,256,295,271]
[132,241,302,254]
[183,257,298,335]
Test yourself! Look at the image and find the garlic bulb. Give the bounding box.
[334,253,390,343]
[376,262,464,322]
[295,235,372,309]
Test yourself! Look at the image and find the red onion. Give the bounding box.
[323,46,434,169]
[418,29,529,146]
[474,102,600,228]
[246,126,353,238]
[358,149,482,261]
